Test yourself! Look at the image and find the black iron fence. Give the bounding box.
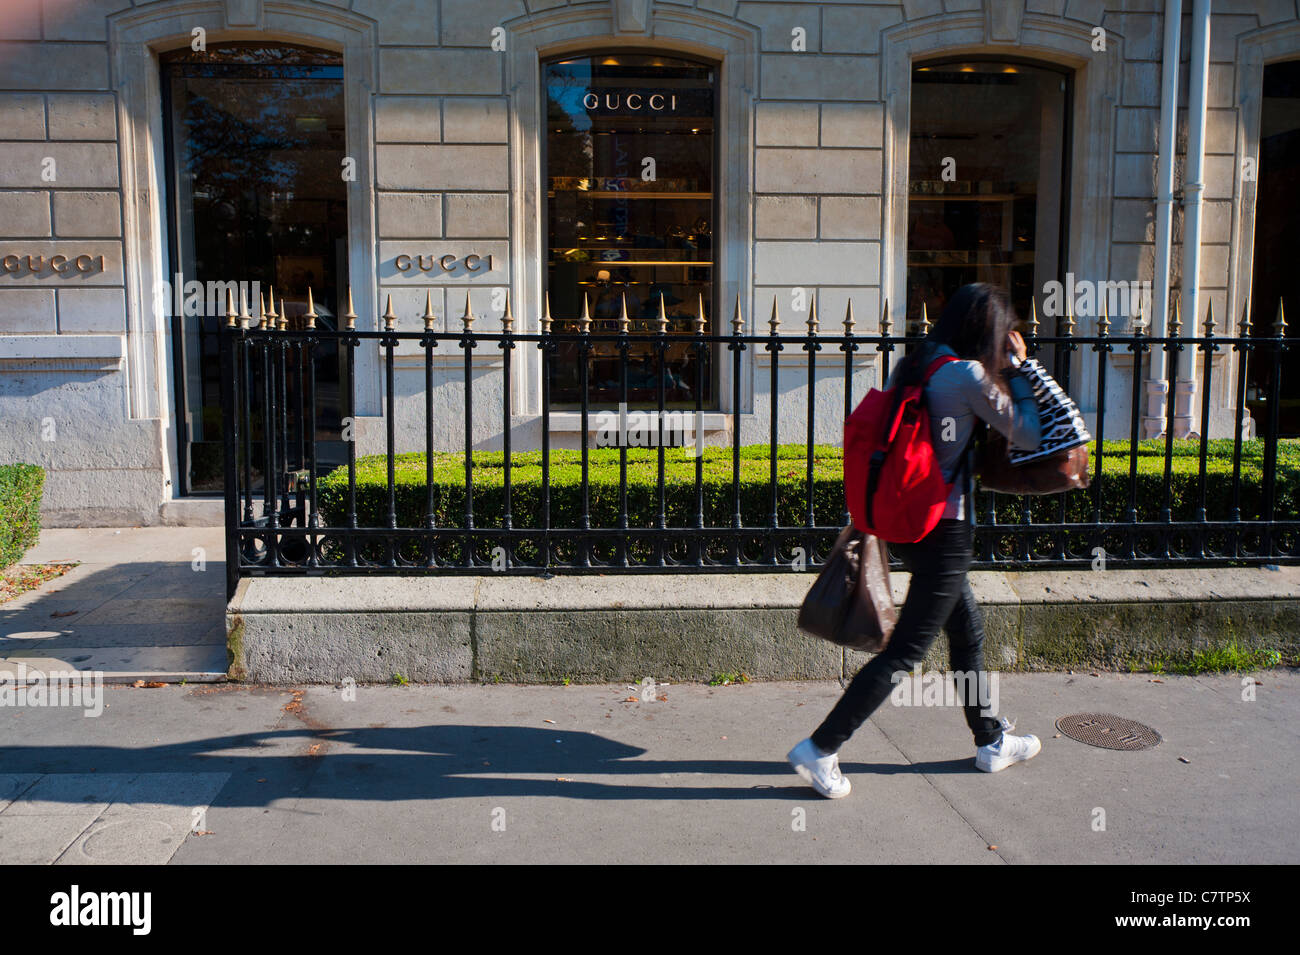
[220,290,1297,598]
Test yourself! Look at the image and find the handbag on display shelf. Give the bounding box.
[797,525,897,653]
[977,358,1092,495]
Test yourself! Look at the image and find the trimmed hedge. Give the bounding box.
[318,439,1300,532]
[0,464,45,571]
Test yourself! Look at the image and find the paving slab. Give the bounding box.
[4,529,228,683]
[0,772,230,865]
[0,646,228,683]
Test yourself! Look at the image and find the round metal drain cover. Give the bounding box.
[1055,713,1162,751]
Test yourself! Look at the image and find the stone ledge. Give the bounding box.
[227,567,1300,684]
[0,333,123,371]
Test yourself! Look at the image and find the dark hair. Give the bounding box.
[899,283,1018,390]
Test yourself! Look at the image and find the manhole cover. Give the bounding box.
[1055,713,1161,751]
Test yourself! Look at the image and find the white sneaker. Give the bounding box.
[976,732,1042,773]
[788,738,851,798]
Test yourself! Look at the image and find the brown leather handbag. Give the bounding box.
[976,358,1092,495]
[798,525,897,653]
[978,430,1091,495]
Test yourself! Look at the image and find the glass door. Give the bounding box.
[161,42,349,493]
[1248,59,1300,438]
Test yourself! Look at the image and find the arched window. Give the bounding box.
[907,58,1072,338]
[543,51,718,410]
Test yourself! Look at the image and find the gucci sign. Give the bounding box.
[3,253,108,275]
[582,92,678,112]
[394,253,495,274]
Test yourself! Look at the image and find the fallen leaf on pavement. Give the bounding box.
[50,610,77,618]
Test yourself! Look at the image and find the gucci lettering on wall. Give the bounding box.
[393,253,496,275]
[2,253,108,275]
[582,92,678,112]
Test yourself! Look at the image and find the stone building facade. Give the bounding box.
[0,0,1296,525]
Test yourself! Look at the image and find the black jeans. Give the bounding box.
[811,518,1004,753]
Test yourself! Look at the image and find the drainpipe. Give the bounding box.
[1178,0,1213,438]
[1145,0,1182,439]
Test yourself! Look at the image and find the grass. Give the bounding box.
[708,671,751,686]
[1164,643,1286,675]
[1128,641,1289,675]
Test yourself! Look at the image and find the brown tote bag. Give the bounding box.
[977,358,1092,495]
[798,525,897,653]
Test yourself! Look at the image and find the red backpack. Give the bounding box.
[844,355,957,543]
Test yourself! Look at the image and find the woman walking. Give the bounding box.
[789,283,1044,798]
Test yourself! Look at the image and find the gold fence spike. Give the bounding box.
[1203,299,1215,337]
[619,292,630,333]
[579,293,591,334]
[1028,297,1040,338]
[422,289,437,331]
[1097,299,1110,336]
[695,292,707,335]
[1276,298,1288,337]
[656,291,669,334]
[265,286,277,330]
[768,296,780,335]
[919,301,931,336]
[731,296,744,335]
[461,291,475,331]
[278,297,288,331]
[501,289,514,332]
[1239,301,1251,337]
[1060,296,1075,337]
[382,293,397,332]
[225,288,238,328]
[879,298,890,337]
[1169,296,1182,337]
[806,292,819,335]
[541,290,553,334]
[304,286,317,330]
[343,286,357,331]
[843,297,855,335]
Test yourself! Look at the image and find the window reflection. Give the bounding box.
[162,43,348,493]
[545,53,717,408]
[907,60,1070,335]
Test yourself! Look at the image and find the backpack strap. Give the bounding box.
[919,354,958,385]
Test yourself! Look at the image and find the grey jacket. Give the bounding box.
[886,343,1041,520]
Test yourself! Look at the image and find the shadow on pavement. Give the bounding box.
[0,721,978,806]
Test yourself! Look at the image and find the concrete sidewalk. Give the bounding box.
[1,528,227,682]
[0,673,1295,864]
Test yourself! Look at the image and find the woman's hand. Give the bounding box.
[1007,330,1027,363]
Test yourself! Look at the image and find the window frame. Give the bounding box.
[539,47,723,412]
[906,53,1075,333]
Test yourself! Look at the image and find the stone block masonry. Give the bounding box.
[228,568,1300,684]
